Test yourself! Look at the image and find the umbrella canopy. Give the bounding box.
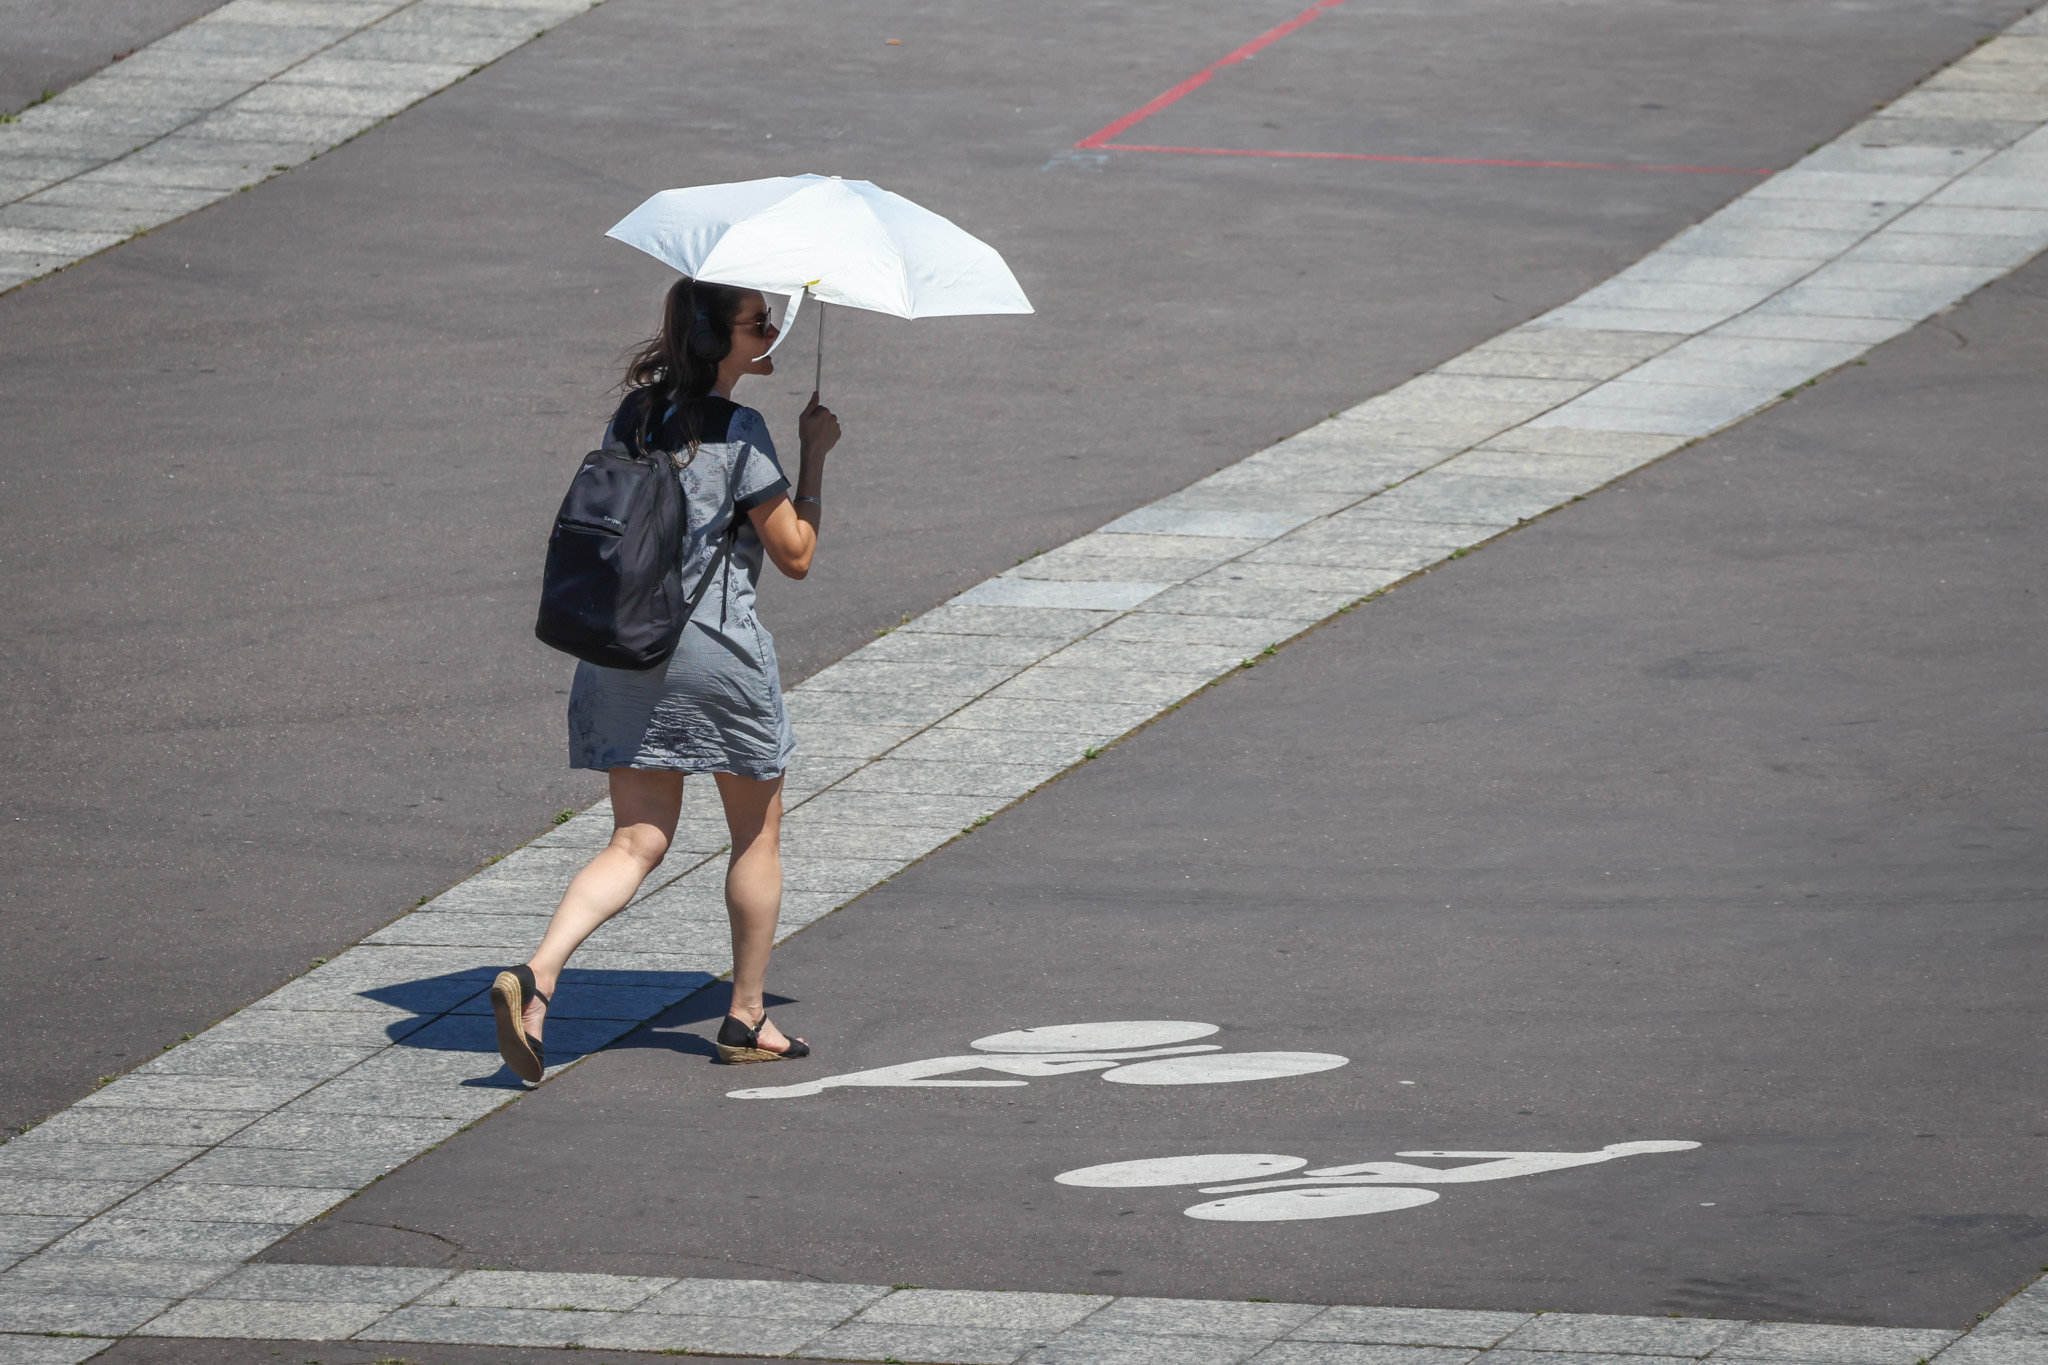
[606,174,1034,326]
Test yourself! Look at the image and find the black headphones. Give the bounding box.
[684,290,730,364]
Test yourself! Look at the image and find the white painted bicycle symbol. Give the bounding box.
[728,1020,1347,1100]
[1057,1141,1702,1222]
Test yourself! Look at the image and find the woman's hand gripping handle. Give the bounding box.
[753,391,837,580]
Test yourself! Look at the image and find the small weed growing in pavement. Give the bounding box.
[95,1075,114,1088]
[0,113,13,124]
[1083,747,1099,759]
[1248,1295,1271,1302]
[554,808,575,824]
[891,1283,921,1290]
[1260,645,1277,657]
[1450,547,1469,558]
[970,816,989,828]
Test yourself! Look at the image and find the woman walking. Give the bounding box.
[492,276,838,1083]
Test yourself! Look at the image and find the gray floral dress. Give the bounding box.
[566,391,795,779]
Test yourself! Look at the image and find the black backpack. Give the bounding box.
[533,396,749,671]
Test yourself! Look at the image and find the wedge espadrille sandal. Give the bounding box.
[490,965,550,1084]
[716,1013,810,1064]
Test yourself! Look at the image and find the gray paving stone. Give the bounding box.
[795,790,1006,829]
[781,823,961,861]
[287,1075,517,1119]
[1360,471,1585,522]
[1495,1311,1741,1355]
[358,1303,604,1346]
[1007,551,1234,585]
[1531,304,1735,335]
[0,1288,169,1335]
[1043,637,1253,675]
[1711,312,1915,345]
[1244,524,1460,572]
[793,722,925,757]
[855,631,1058,667]
[780,855,911,894]
[986,666,1215,706]
[1474,326,1683,360]
[1095,613,1302,649]
[1571,278,1779,318]
[1761,281,1979,320]
[642,1277,890,1319]
[0,1180,140,1219]
[252,974,484,1016]
[935,698,1162,736]
[0,1335,118,1364]
[1888,203,2048,238]
[1025,1329,1264,1365]
[1141,581,1359,623]
[1085,1297,1322,1339]
[1436,349,1646,382]
[330,29,525,65]
[0,1218,78,1257]
[137,1039,376,1080]
[860,1289,1110,1330]
[787,688,963,727]
[1150,486,1355,519]
[106,1181,351,1224]
[1248,1345,1479,1365]
[954,578,1172,612]
[1199,451,1422,496]
[576,1311,835,1354]
[1100,506,1316,539]
[1663,223,1867,260]
[899,604,1115,640]
[1289,1305,1529,1347]
[1978,1281,2048,1335]
[72,1072,316,1114]
[198,1262,449,1302]
[1933,1336,2048,1365]
[1608,253,1815,288]
[0,1253,237,1298]
[1478,1354,1698,1365]
[296,947,498,990]
[833,758,1065,797]
[443,1268,673,1310]
[1533,383,1772,437]
[368,911,554,948]
[799,1321,1046,1363]
[45,1217,290,1261]
[272,54,475,89]
[803,660,1022,696]
[1425,449,1641,486]
[1842,230,2045,266]
[202,1009,428,1047]
[0,1144,201,1184]
[172,1144,414,1188]
[138,1296,395,1339]
[891,727,1102,768]
[1715,1321,1961,1362]
[1063,531,1269,562]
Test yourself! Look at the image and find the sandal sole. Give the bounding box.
[490,970,544,1084]
[716,1044,802,1064]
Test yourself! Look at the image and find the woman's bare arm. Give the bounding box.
[751,392,838,579]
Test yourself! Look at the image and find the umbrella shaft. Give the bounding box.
[814,301,825,396]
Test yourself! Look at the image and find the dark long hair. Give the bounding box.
[619,275,751,456]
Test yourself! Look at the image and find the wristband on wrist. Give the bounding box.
[793,495,822,507]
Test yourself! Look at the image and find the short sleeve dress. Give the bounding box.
[565,390,796,780]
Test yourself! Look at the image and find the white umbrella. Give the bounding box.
[606,173,1033,389]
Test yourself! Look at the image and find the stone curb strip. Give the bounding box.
[0,0,599,292]
[7,2,2048,1359]
[0,1262,2042,1365]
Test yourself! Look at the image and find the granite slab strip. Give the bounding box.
[0,1265,2040,1361]
[0,0,602,289]
[7,3,2048,1328]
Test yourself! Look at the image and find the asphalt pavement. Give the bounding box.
[1,0,2028,1141]
[253,191,2048,1334]
[0,0,230,114]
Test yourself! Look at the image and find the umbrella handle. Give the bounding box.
[814,299,825,398]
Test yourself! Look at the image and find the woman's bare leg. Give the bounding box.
[714,770,798,1051]
[522,767,683,1038]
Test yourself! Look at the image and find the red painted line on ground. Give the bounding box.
[1073,0,1350,150]
[1098,142,1775,176]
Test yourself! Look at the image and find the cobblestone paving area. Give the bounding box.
[0,0,595,291]
[4,1,2048,1359]
[1,1261,2042,1362]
